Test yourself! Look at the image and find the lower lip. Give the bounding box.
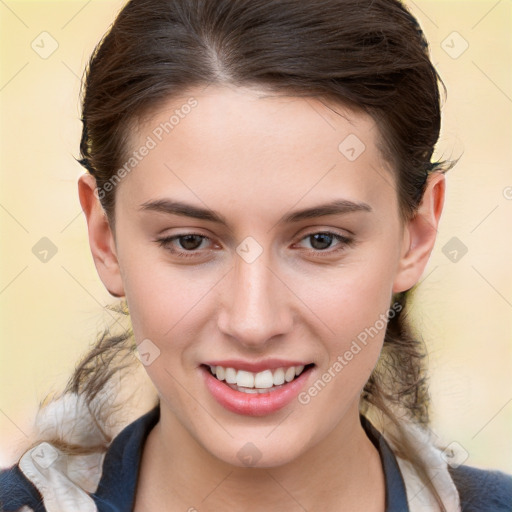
[202,365,313,416]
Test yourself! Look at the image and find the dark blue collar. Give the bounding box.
[91,404,161,511]
[360,415,410,512]
[91,405,409,511]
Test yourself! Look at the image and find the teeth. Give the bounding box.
[225,367,237,384]
[254,370,273,388]
[273,368,285,385]
[215,366,225,381]
[209,364,308,389]
[236,370,254,388]
[284,367,295,382]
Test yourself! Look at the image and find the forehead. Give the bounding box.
[118,84,397,220]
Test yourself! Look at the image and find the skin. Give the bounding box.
[78,83,445,511]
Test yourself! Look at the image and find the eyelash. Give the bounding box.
[155,231,354,259]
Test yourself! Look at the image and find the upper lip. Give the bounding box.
[202,359,312,373]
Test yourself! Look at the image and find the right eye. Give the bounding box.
[155,233,214,259]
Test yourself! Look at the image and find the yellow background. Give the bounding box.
[1,0,511,472]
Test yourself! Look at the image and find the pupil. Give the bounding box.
[181,235,202,250]
[311,233,331,250]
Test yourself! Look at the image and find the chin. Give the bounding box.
[201,430,310,470]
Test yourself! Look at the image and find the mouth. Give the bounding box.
[200,362,315,416]
[204,363,314,394]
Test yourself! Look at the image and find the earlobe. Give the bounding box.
[392,172,445,293]
[78,173,125,298]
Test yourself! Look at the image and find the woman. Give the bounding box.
[1,0,511,511]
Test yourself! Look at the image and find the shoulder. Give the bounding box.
[0,402,160,512]
[0,463,46,511]
[449,464,512,512]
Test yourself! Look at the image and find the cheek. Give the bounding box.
[126,272,217,348]
[295,244,397,397]
[295,264,394,430]
[117,237,217,350]
[304,252,397,346]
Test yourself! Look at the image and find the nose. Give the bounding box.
[217,247,294,351]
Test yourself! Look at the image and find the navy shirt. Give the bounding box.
[1,405,511,511]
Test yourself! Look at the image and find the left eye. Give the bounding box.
[155,231,353,259]
[296,232,353,253]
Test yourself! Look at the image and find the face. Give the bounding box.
[80,83,442,468]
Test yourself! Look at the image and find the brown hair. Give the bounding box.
[38,0,457,508]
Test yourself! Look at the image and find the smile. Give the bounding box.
[201,362,315,416]
[208,364,309,393]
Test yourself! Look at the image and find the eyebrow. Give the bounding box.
[138,198,372,226]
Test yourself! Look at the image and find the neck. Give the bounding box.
[135,403,385,512]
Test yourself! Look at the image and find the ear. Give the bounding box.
[392,172,445,293]
[78,173,125,298]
